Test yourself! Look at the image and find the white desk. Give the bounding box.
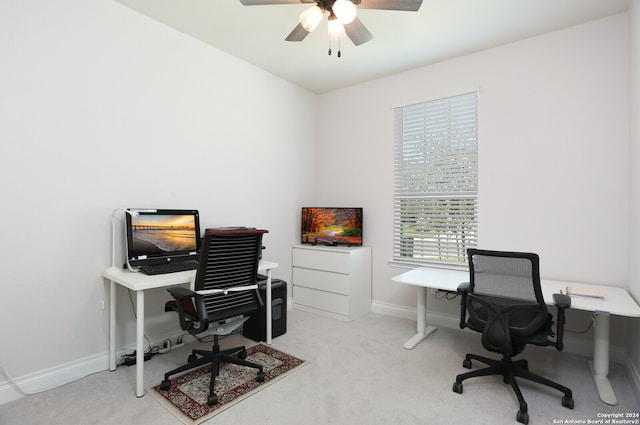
[392,267,640,406]
[103,259,278,398]
[541,280,640,405]
[392,267,464,349]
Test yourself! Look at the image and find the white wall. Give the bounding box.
[627,0,640,400]
[317,14,630,342]
[0,0,315,397]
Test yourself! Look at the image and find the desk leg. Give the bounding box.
[266,269,272,345]
[404,286,437,350]
[109,280,117,371]
[589,312,617,405]
[135,290,145,398]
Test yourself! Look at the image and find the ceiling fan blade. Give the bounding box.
[354,0,423,11]
[239,0,308,5]
[344,17,373,46]
[285,23,311,42]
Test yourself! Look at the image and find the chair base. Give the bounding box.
[452,353,574,425]
[160,338,264,406]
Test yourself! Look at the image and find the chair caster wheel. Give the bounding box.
[562,396,574,409]
[159,380,171,391]
[238,349,248,360]
[188,354,198,363]
[517,410,529,424]
[452,382,463,394]
[207,393,218,406]
[256,371,265,382]
[462,359,472,369]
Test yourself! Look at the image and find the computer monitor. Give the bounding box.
[125,209,201,269]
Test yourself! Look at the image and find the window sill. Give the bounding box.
[387,259,467,272]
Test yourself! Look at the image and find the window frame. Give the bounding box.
[392,91,478,268]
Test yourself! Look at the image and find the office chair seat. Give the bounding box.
[453,249,574,424]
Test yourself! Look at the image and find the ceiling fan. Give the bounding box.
[239,0,423,55]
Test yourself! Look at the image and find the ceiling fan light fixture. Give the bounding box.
[299,5,323,32]
[333,0,357,24]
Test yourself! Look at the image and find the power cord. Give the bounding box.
[117,291,246,366]
[0,364,29,396]
[118,349,160,367]
[115,289,170,367]
[117,338,168,366]
[435,289,459,300]
[565,312,596,334]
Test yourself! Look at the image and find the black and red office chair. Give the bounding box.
[159,228,268,406]
[453,249,574,424]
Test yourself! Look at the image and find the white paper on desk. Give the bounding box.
[569,286,604,300]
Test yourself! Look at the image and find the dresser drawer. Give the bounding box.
[292,286,349,316]
[292,247,350,274]
[293,267,350,295]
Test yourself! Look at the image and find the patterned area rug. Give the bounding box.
[148,344,307,424]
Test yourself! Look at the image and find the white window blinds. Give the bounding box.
[393,92,478,267]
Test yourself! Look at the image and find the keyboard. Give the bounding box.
[138,261,198,275]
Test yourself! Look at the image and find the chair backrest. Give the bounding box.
[195,228,268,323]
[465,249,551,352]
[468,249,544,303]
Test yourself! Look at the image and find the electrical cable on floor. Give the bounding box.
[114,289,171,366]
[119,290,246,366]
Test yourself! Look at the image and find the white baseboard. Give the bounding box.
[626,354,640,404]
[0,352,108,405]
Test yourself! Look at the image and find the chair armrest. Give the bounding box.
[551,293,571,351]
[167,286,195,299]
[552,293,571,309]
[166,287,209,334]
[457,282,470,329]
[457,282,470,293]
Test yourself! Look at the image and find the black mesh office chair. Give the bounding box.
[453,249,574,424]
[159,228,268,406]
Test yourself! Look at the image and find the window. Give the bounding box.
[393,92,478,267]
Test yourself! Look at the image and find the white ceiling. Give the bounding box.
[114,0,630,94]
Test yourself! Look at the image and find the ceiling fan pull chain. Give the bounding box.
[338,34,342,58]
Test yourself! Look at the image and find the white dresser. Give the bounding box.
[292,244,372,322]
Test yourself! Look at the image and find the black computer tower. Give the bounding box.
[243,278,287,342]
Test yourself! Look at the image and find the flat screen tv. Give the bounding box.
[125,209,201,268]
[301,207,363,246]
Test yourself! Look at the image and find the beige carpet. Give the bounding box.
[148,344,307,424]
[2,310,638,425]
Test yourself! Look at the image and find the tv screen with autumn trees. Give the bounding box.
[301,207,363,246]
